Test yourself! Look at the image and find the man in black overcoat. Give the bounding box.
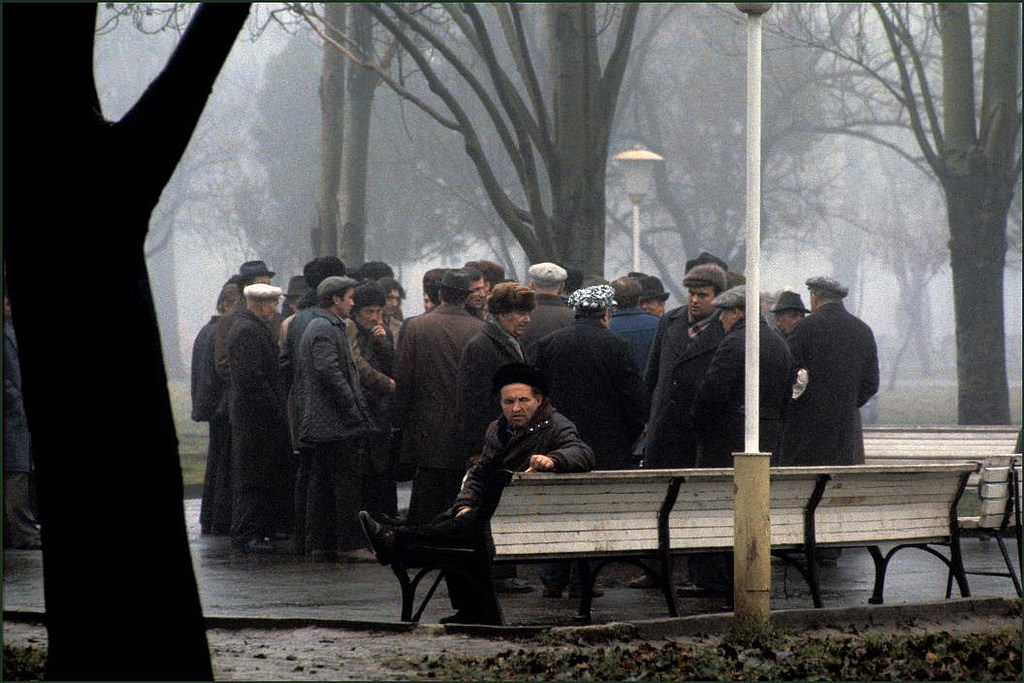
[690,286,795,467]
[192,280,239,535]
[780,276,879,466]
[227,283,293,552]
[643,262,728,468]
[519,262,573,353]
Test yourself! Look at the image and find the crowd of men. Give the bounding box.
[190,250,881,614]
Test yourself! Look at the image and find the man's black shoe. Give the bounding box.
[359,510,395,566]
[439,610,499,625]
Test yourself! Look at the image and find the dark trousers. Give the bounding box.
[307,438,364,553]
[231,486,270,546]
[395,509,501,624]
[3,471,40,548]
[293,448,313,554]
[200,413,232,534]
[407,466,465,525]
[361,443,397,517]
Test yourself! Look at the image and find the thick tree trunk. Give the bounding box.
[3,4,250,678]
[315,3,347,256]
[946,177,1012,424]
[146,234,186,379]
[548,3,604,276]
[338,3,376,265]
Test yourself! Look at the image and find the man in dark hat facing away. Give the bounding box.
[780,276,879,466]
[359,363,594,624]
[393,269,484,524]
[770,290,810,339]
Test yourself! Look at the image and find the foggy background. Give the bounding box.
[91,4,1021,427]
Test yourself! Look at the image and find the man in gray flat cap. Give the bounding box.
[644,262,728,469]
[691,286,794,467]
[780,276,879,467]
[297,276,378,562]
[519,262,574,352]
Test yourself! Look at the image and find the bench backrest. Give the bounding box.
[863,426,1019,460]
[492,463,976,559]
[813,464,976,545]
[971,455,1022,530]
[490,471,677,560]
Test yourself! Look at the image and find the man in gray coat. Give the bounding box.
[781,276,879,466]
[298,276,377,562]
[393,269,484,524]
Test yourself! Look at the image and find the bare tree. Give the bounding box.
[773,3,1021,424]
[293,2,639,276]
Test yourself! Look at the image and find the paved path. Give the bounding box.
[3,494,1019,627]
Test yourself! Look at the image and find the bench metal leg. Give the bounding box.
[995,536,1019,593]
[659,554,678,618]
[868,545,887,604]
[575,559,594,624]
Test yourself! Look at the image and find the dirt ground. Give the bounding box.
[4,600,1020,680]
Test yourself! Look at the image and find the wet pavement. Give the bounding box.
[3,486,1020,627]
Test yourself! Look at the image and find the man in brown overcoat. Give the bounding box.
[393,269,484,524]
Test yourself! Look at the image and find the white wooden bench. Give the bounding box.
[863,426,1021,596]
[387,462,978,623]
[944,454,1022,597]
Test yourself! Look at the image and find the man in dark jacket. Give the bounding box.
[227,283,293,552]
[457,282,536,460]
[781,276,879,466]
[279,256,346,555]
[346,282,398,518]
[298,276,377,562]
[359,363,595,624]
[644,262,728,468]
[690,286,795,467]
[192,280,239,536]
[531,284,647,598]
[393,269,484,524]
[770,290,809,340]
[609,276,660,375]
[533,284,647,471]
[519,262,574,352]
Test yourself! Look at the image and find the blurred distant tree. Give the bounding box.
[4,3,250,678]
[775,3,1021,424]
[294,2,639,276]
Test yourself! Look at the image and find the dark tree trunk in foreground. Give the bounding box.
[3,4,250,679]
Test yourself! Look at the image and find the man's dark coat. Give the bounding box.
[457,320,524,456]
[780,302,879,466]
[531,318,647,470]
[519,293,573,353]
[609,307,660,378]
[227,309,292,491]
[190,315,224,422]
[690,317,795,467]
[643,307,725,468]
[297,309,376,445]
[392,303,484,470]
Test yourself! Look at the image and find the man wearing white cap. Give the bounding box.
[519,262,574,352]
[227,283,293,552]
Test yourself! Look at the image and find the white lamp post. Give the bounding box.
[733,1,772,626]
[612,145,664,272]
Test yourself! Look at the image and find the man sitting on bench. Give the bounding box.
[359,362,594,624]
